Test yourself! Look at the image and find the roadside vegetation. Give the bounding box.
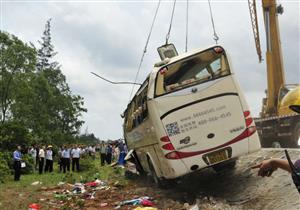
[0,156,128,210]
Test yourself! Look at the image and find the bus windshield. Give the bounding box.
[155,47,230,96]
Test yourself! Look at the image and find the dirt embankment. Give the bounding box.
[151,148,300,210]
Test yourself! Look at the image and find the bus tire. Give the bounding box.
[147,159,160,185]
[147,158,171,188]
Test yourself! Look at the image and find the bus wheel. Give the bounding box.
[147,159,174,188]
[147,159,160,185]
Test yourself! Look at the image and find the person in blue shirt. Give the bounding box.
[13,146,22,181]
[118,141,127,165]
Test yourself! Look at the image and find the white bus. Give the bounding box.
[123,45,261,185]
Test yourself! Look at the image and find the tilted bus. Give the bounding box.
[123,45,261,185]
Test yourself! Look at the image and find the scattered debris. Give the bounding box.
[115,196,155,209]
[31,181,42,186]
[28,203,41,210]
[133,207,157,210]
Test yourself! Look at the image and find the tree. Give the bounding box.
[36,19,58,72]
[35,19,87,142]
[0,31,36,124]
[0,19,87,149]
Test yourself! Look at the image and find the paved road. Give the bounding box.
[160,149,300,210]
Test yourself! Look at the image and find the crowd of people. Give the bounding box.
[12,141,128,181]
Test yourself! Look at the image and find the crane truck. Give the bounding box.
[248,0,300,147]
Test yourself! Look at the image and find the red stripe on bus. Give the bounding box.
[165,126,256,159]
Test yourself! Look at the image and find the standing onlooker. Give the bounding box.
[91,145,96,159]
[62,145,71,173]
[13,146,22,181]
[58,146,63,172]
[45,145,53,172]
[105,144,112,164]
[118,141,126,165]
[29,146,37,171]
[35,145,39,170]
[71,145,81,172]
[99,142,106,166]
[38,146,45,174]
[113,144,120,162]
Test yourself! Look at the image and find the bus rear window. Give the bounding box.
[155,48,230,96]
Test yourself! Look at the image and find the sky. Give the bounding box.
[1,0,299,140]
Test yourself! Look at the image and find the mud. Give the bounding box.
[154,148,300,210]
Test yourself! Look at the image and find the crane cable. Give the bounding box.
[207,0,219,44]
[166,0,177,44]
[185,0,189,52]
[128,0,162,101]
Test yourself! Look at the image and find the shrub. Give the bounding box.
[21,154,34,174]
[0,151,13,182]
[80,157,95,172]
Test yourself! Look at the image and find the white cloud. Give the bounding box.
[1,0,299,139]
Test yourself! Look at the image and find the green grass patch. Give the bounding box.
[0,156,127,210]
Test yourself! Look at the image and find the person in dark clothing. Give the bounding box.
[35,145,39,170]
[58,146,63,172]
[105,144,113,164]
[13,146,22,181]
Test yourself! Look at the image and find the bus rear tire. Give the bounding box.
[147,159,171,188]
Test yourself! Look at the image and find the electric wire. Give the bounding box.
[91,72,142,85]
[166,0,177,45]
[207,0,219,44]
[128,0,161,101]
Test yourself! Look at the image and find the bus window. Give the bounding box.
[125,81,149,131]
[155,48,230,96]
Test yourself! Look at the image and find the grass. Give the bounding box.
[0,156,127,210]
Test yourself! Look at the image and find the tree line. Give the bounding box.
[0,19,98,149]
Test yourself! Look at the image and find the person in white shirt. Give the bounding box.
[62,145,71,173]
[38,146,45,174]
[71,145,81,172]
[44,145,53,172]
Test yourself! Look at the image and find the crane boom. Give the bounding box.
[248,0,262,63]
[262,0,285,117]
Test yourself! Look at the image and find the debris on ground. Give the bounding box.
[31,181,42,186]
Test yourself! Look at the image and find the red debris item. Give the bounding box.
[85,182,98,187]
[141,199,155,207]
[28,203,41,210]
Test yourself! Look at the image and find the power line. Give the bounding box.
[91,72,142,86]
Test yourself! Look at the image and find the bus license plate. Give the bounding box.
[208,150,228,164]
